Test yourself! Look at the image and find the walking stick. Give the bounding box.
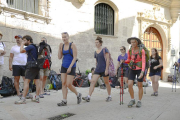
[120,63,124,105]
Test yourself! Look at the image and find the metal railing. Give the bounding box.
[6,0,39,14]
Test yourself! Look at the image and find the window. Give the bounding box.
[94,3,114,35]
[6,0,39,14]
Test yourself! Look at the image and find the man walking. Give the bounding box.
[38,37,52,98]
[9,35,27,98]
[15,35,40,104]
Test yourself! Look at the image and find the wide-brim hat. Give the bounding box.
[127,37,142,45]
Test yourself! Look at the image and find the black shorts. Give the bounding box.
[60,66,76,76]
[128,69,144,82]
[12,65,26,76]
[25,68,40,81]
[118,68,129,78]
[94,71,109,77]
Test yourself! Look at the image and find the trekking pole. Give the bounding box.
[143,69,148,94]
[175,66,177,92]
[120,63,124,105]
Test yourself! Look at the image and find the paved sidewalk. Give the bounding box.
[0,81,180,120]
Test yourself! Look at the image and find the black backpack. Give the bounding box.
[0,76,16,96]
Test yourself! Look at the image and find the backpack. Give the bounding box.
[0,76,16,96]
[102,47,116,77]
[49,70,62,90]
[129,44,150,70]
[37,43,52,69]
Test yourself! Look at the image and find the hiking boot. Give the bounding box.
[136,101,142,108]
[31,97,40,103]
[106,97,112,102]
[39,94,44,98]
[100,85,106,89]
[26,93,33,99]
[15,99,26,104]
[57,100,67,106]
[128,99,135,108]
[77,93,82,104]
[82,96,90,102]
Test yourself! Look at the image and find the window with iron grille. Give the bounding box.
[94,3,114,35]
[6,0,39,14]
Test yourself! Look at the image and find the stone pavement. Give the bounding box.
[0,81,180,120]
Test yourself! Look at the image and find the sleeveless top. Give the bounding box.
[62,43,76,68]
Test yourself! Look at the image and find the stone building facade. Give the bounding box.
[0,0,180,81]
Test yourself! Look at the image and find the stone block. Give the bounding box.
[0,26,13,42]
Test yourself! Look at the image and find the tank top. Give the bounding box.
[62,43,76,68]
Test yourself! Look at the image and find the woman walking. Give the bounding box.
[116,46,129,89]
[82,36,112,102]
[124,37,146,108]
[57,32,82,106]
[149,48,163,96]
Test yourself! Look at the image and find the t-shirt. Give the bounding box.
[0,42,5,65]
[94,48,109,73]
[117,53,128,69]
[25,44,38,62]
[177,58,180,72]
[150,56,162,73]
[88,73,92,81]
[10,45,27,65]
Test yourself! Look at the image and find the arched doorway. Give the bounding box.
[143,27,163,79]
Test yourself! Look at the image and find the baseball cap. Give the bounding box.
[15,35,22,39]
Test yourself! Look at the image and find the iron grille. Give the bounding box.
[95,3,114,35]
[6,0,39,14]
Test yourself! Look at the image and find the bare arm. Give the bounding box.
[105,53,110,71]
[58,43,63,60]
[9,53,14,71]
[69,43,77,68]
[20,42,26,53]
[157,59,163,68]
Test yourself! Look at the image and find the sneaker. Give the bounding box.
[128,99,135,108]
[31,96,40,103]
[77,93,82,104]
[18,93,23,99]
[151,92,156,96]
[15,99,26,104]
[82,96,90,102]
[100,85,106,89]
[39,94,44,98]
[106,97,112,102]
[26,93,33,99]
[154,92,158,96]
[136,101,142,108]
[57,100,67,106]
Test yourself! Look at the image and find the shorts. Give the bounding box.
[94,71,109,77]
[60,66,76,76]
[12,65,26,76]
[25,68,40,81]
[149,71,161,77]
[118,68,129,78]
[40,68,50,76]
[128,69,144,82]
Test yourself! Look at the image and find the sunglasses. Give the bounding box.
[120,49,124,51]
[62,32,68,34]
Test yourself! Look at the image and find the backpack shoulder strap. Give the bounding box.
[129,47,132,56]
[69,42,73,57]
[2,42,4,47]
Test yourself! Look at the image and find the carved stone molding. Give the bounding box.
[137,4,172,51]
[78,0,85,4]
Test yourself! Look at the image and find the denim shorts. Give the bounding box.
[149,71,161,77]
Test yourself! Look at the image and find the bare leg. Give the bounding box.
[103,76,111,95]
[34,79,40,96]
[61,73,68,100]
[39,75,43,95]
[138,82,143,100]
[150,76,155,92]
[66,75,78,95]
[88,75,100,96]
[154,75,160,92]
[40,76,47,94]
[22,79,31,98]
[14,76,21,95]
[128,80,134,99]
